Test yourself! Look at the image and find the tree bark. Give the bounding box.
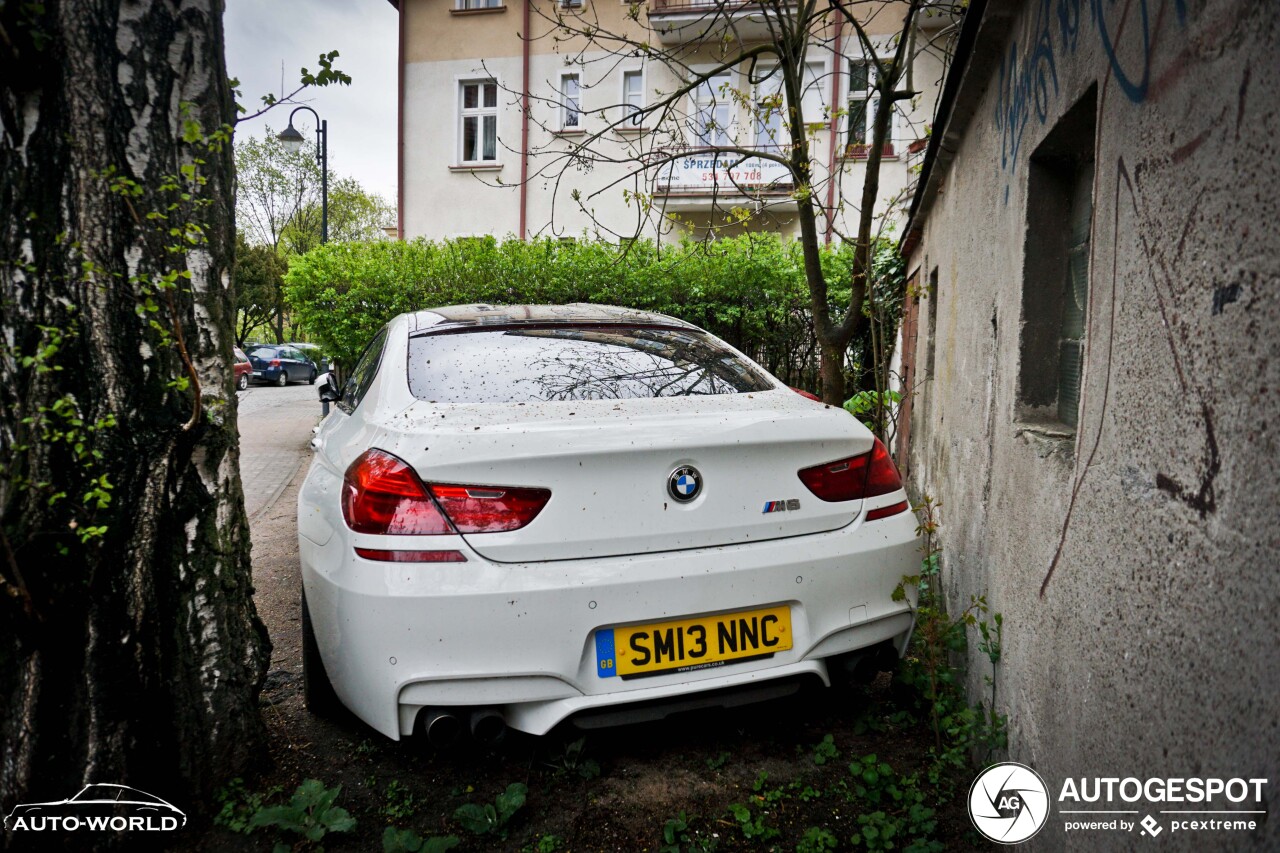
[0,0,269,841]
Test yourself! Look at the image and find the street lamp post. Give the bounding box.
[277,106,328,244]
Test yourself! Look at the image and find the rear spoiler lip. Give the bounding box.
[408,321,700,338]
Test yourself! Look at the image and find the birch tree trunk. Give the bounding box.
[0,0,269,834]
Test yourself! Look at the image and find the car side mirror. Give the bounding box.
[318,373,341,403]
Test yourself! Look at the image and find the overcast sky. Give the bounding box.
[224,0,399,202]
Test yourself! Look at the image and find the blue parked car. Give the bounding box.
[247,345,317,387]
[287,341,331,374]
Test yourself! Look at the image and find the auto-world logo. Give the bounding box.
[4,783,185,833]
[969,762,1051,844]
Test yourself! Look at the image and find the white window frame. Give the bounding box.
[621,69,645,128]
[559,0,584,8]
[847,55,898,153]
[753,66,786,151]
[691,70,734,149]
[458,78,500,165]
[455,0,502,9]
[560,72,582,131]
[753,61,825,151]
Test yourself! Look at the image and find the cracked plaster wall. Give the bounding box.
[904,1,1278,848]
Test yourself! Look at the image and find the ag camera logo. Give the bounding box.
[969,762,1050,844]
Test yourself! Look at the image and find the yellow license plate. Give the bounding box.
[595,605,792,679]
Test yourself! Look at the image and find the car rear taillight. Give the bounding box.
[797,437,903,503]
[428,485,551,533]
[270,358,281,367]
[790,387,822,402]
[342,449,551,536]
[342,450,456,535]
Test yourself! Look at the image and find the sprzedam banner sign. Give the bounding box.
[661,154,792,191]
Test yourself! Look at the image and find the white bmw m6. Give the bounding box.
[298,304,919,745]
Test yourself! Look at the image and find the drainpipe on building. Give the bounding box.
[823,11,845,245]
[519,0,532,240]
[396,1,405,239]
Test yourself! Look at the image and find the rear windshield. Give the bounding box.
[407,325,774,403]
[248,347,278,358]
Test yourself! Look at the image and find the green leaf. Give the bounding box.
[422,836,461,853]
[321,806,356,832]
[453,803,494,835]
[494,782,527,821]
[383,826,424,853]
[248,804,304,832]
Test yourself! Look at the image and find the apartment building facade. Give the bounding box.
[390,0,954,242]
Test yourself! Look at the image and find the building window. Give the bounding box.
[456,0,502,8]
[692,72,732,147]
[754,68,785,150]
[1056,165,1094,427]
[622,70,644,126]
[561,73,581,130]
[460,80,498,164]
[1018,85,1097,432]
[754,63,824,150]
[926,266,939,381]
[847,59,888,152]
[847,60,873,146]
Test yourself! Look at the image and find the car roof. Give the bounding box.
[407,304,696,334]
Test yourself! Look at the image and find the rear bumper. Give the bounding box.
[251,366,285,383]
[299,470,920,739]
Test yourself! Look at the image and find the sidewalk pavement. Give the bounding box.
[236,383,324,519]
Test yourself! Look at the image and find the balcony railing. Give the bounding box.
[646,0,794,43]
[648,0,780,14]
[843,141,897,160]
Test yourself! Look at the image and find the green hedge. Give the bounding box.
[283,235,861,390]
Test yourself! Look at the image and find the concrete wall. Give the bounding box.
[904,0,1278,848]
[399,0,949,241]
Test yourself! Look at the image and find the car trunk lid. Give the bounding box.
[378,394,871,563]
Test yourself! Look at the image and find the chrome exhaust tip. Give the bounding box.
[419,709,463,748]
[469,708,507,746]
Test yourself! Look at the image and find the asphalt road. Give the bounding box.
[236,382,324,519]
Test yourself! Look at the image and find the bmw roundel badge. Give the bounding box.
[668,466,702,502]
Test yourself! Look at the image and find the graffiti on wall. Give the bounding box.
[1034,0,1261,596]
[994,0,1060,175]
[994,0,1190,178]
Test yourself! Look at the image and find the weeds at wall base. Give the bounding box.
[894,495,1009,787]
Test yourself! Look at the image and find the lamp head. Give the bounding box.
[277,122,306,155]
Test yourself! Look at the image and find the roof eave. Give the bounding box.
[900,0,1022,260]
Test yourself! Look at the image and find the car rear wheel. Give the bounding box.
[302,595,342,718]
[308,368,317,385]
[237,373,249,391]
[274,370,288,387]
